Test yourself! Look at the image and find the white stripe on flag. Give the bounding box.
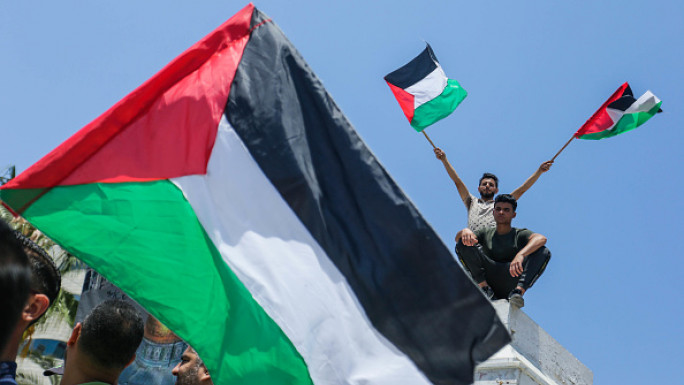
[606,91,661,131]
[605,108,623,131]
[626,90,660,113]
[405,65,448,109]
[172,116,431,385]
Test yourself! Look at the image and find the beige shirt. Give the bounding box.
[467,193,495,232]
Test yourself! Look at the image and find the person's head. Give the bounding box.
[0,220,31,352]
[65,299,143,377]
[13,232,61,327]
[478,173,499,200]
[493,194,517,224]
[172,346,213,385]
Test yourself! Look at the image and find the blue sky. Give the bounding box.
[2,2,682,383]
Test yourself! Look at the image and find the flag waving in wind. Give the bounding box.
[385,44,467,131]
[0,5,509,385]
[575,82,662,140]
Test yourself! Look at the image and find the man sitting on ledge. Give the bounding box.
[455,194,551,307]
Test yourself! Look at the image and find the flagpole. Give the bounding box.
[551,135,575,161]
[422,130,437,149]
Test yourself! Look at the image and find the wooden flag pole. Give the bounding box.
[422,130,437,149]
[551,135,576,161]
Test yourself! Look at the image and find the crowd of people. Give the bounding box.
[0,219,213,385]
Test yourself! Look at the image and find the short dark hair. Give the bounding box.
[494,194,517,211]
[0,221,31,350]
[479,173,499,187]
[79,299,144,370]
[13,231,61,324]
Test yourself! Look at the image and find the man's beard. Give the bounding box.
[175,365,201,385]
[481,191,494,200]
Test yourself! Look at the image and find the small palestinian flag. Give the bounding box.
[575,82,662,140]
[0,5,508,385]
[385,44,467,132]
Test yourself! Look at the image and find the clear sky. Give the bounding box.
[2,2,682,383]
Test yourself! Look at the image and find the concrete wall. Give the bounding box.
[473,300,593,385]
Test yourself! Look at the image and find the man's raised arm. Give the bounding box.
[434,148,471,208]
[510,160,553,200]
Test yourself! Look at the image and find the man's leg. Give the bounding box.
[455,241,487,284]
[517,246,551,292]
[507,246,551,307]
[484,263,519,300]
[455,241,497,299]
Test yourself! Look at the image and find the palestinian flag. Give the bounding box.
[384,44,467,132]
[0,5,509,385]
[575,82,662,140]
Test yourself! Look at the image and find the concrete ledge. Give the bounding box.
[473,300,593,385]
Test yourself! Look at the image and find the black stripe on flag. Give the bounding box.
[384,44,439,89]
[607,84,635,112]
[226,9,510,385]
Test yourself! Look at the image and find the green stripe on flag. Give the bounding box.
[579,102,662,140]
[410,78,467,131]
[20,180,313,385]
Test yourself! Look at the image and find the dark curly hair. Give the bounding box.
[13,231,61,323]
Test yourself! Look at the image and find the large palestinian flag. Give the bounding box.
[574,82,662,140]
[384,44,467,132]
[0,5,509,385]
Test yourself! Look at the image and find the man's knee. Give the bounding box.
[529,246,551,262]
[455,241,489,273]
[455,240,467,255]
[455,241,481,263]
[454,241,468,269]
[521,246,551,290]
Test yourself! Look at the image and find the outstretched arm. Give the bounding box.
[510,160,553,200]
[434,148,471,208]
[509,233,547,277]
